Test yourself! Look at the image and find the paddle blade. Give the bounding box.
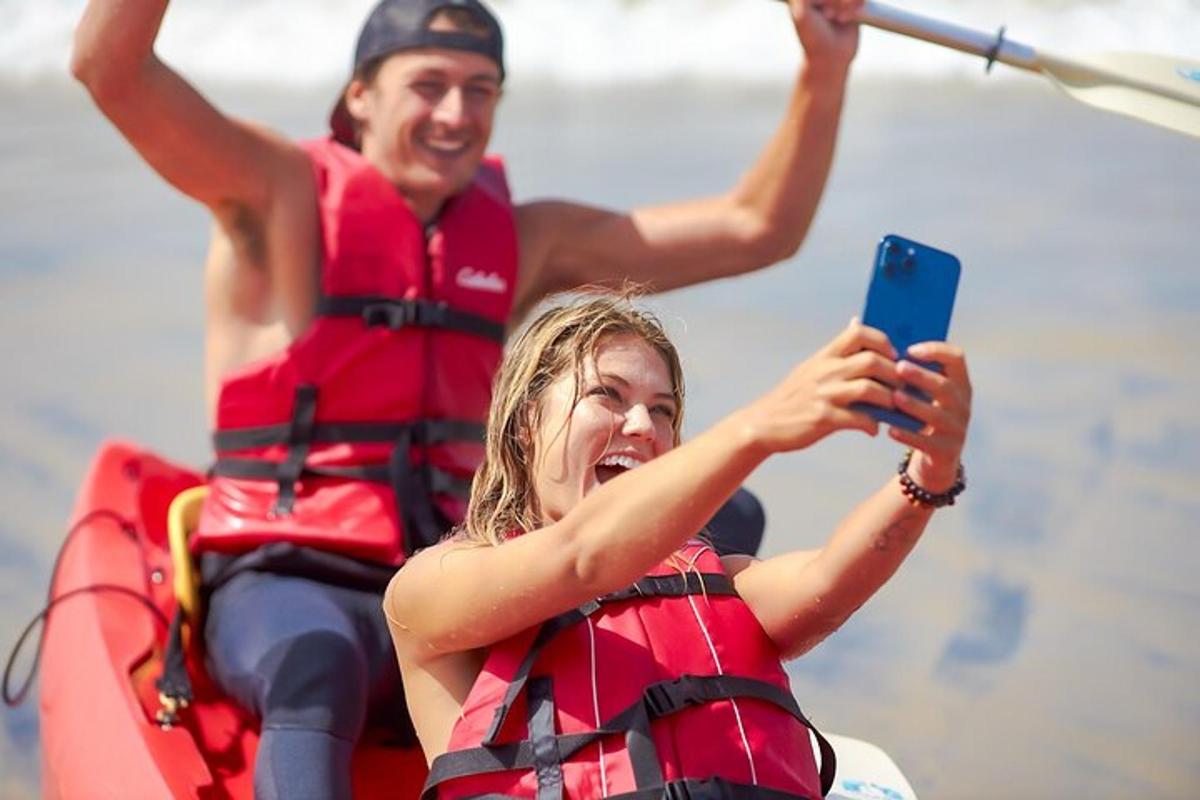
[1039,51,1200,138]
[823,733,919,800]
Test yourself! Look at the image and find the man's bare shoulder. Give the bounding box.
[510,199,625,317]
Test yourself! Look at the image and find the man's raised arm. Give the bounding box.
[510,0,861,317]
[71,0,309,223]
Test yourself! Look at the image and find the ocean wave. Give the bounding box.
[2,0,1196,86]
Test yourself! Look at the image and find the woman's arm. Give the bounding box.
[729,342,973,659]
[72,0,309,221]
[385,322,902,659]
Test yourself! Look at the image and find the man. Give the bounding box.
[72,0,862,796]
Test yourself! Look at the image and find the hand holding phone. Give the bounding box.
[852,234,961,432]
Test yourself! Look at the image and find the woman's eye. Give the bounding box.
[588,385,619,400]
[652,405,677,421]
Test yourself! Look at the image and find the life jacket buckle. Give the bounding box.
[643,676,702,718]
[361,299,453,331]
[362,301,412,330]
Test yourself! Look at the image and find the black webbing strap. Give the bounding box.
[481,611,585,745]
[644,676,834,797]
[213,419,485,453]
[442,781,814,800]
[422,731,603,800]
[812,725,837,798]
[317,295,506,343]
[423,673,824,799]
[527,677,564,800]
[212,414,478,552]
[482,573,737,746]
[154,606,194,727]
[389,427,451,552]
[210,450,469,554]
[626,675,837,798]
[625,694,666,790]
[209,459,473,499]
[438,782,814,800]
[606,777,818,800]
[602,572,735,604]
[274,384,318,516]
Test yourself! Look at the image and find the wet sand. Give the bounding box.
[2,74,1199,797]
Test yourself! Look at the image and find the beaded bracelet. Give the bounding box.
[897,449,966,509]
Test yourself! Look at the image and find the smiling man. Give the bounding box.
[71,0,863,796]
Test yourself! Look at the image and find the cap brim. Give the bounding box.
[329,83,356,149]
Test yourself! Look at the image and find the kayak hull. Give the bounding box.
[38,439,426,799]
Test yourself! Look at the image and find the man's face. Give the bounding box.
[348,49,502,209]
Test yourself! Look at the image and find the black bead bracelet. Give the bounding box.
[897,449,966,509]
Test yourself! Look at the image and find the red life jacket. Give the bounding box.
[193,138,518,565]
[424,541,836,800]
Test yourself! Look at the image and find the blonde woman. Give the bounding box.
[385,296,971,799]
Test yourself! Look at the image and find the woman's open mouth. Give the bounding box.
[595,453,643,485]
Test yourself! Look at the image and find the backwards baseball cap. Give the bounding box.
[330,0,506,147]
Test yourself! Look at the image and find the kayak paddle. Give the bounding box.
[779,0,1200,139]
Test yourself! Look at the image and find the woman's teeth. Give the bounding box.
[597,454,641,470]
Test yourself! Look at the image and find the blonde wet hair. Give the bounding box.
[462,291,685,547]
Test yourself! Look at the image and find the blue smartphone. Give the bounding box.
[853,234,961,432]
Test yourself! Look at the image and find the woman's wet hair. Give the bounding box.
[460,289,684,547]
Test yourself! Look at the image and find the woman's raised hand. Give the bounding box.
[886,342,972,492]
[737,319,900,454]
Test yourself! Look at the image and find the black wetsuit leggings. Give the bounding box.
[203,487,764,800]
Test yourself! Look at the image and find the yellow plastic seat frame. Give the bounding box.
[165,485,208,624]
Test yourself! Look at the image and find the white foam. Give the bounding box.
[4,0,1197,86]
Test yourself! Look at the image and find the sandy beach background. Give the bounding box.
[2,1,1199,797]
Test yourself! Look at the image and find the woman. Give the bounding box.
[385,296,971,799]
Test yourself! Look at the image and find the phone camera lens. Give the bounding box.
[881,241,901,275]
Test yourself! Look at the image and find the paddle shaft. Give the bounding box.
[772,1,1039,71]
[858,2,1200,107]
[858,2,1038,72]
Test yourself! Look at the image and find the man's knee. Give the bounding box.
[258,629,369,741]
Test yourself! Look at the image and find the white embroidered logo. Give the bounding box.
[456,267,508,294]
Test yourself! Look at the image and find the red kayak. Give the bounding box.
[36,439,426,798]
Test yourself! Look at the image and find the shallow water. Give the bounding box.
[2,73,1199,798]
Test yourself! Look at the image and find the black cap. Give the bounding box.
[330,0,505,147]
